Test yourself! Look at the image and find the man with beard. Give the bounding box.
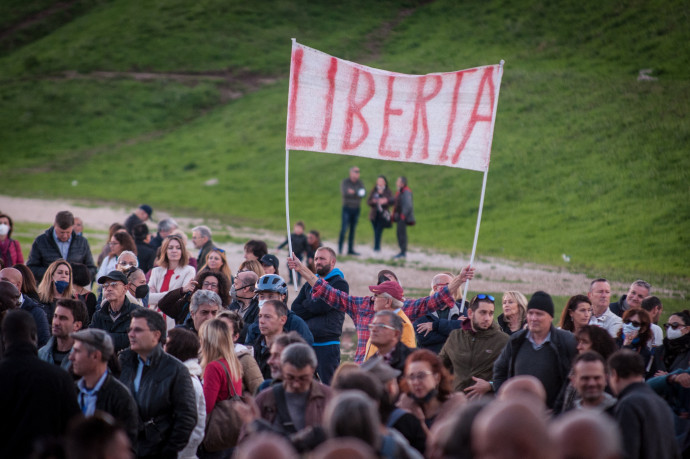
[38,298,88,373]
[291,247,348,385]
[439,294,509,396]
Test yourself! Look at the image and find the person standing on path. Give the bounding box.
[393,176,414,259]
[338,166,366,256]
[367,175,394,252]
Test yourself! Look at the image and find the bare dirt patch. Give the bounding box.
[1,194,649,299]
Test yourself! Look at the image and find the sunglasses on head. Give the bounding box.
[664,322,687,330]
[211,248,226,254]
[624,320,642,327]
[476,294,495,302]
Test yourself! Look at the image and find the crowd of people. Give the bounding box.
[0,206,687,459]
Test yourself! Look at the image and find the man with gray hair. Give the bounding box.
[254,342,333,437]
[69,328,138,447]
[191,225,216,269]
[178,289,222,334]
[150,217,178,250]
[366,310,412,373]
[610,279,652,317]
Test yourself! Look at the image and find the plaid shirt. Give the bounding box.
[311,278,455,363]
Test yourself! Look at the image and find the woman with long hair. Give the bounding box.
[558,295,592,334]
[367,175,394,252]
[237,259,265,279]
[653,310,690,375]
[200,248,233,283]
[617,308,654,378]
[158,270,231,325]
[0,213,24,267]
[37,259,75,323]
[497,291,528,335]
[217,310,264,395]
[199,318,243,457]
[398,349,462,435]
[148,235,195,307]
[96,231,137,282]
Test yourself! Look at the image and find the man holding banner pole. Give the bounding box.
[287,252,474,364]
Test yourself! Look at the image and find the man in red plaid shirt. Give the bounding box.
[288,253,474,364]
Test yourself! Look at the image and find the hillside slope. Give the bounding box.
[1,0,688,282]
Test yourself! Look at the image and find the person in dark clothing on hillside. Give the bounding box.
[339,166,366,256]
[124,204,153,236]
[132,223,156,273]
[392,176,414,259]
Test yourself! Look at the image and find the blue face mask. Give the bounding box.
[55,280,69,294]
[623,322,640,337]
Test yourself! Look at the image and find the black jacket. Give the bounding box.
[292,271,348,342]
[0,343,80,459]
[135,239,156,273]
[609,295,628,317]
[21,295,50,348]
[84,371,140,448]
[614,382,680,459]
[89,297,140,353]
[229,297,259,343]
[493,325,577,407]
[26,227,97,283]
[118,345,197,458]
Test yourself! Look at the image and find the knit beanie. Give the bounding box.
[527,291,554,317]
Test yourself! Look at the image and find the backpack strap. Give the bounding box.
[271,384,297,434]
[217,360,237,399]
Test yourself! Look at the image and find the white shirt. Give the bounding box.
[589,307,623,338]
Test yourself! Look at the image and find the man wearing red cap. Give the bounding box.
[365,280,416,359]
[287,253,474,364]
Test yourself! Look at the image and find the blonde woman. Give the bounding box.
[200,247,233,283]
[498,291,528,335]
[200,319,243,414]
[237,259,265,278]
[37,259,75,323]
[148,235,195,306]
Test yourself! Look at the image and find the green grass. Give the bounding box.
[0,0,688,291]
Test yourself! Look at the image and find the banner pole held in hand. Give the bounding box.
[461,59,504,302]
[285,148,298,292]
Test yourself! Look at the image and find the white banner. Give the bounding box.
[286,41,503,172]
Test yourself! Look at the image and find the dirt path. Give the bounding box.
[4,194,663,301]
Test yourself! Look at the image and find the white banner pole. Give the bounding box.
[285,149,298,292]
[461,168,488,304]
[461,59,504,303]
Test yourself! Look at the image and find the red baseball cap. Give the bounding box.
[368,280,404,302]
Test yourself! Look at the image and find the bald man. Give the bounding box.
[550,411,622,459]
[414,272,464,353]
[472,399,556,459]
[497,375,548,407]
[0,269,50,346]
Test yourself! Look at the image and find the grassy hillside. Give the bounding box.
[1,0,688,287]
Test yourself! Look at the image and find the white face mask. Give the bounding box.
[0,224,9,236]
[667,328,685,340]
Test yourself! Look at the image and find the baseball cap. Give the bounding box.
[97,270,128,285]
[260,254,280,271]
[368,280,404,302]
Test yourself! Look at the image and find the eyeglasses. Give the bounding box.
[477,294,495,302]
[664,322,687,330]
[103,282,123,289]
[202,282,219,289]
[623,320,642,327]
[405,371,433,382]
[368,323,396,331]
